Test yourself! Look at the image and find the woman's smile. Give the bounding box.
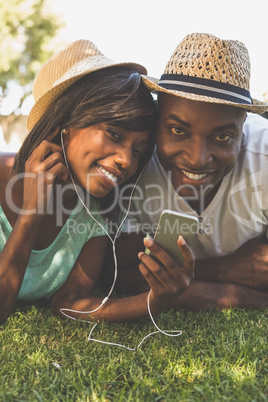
[96,164,121,183]
[95,163,127,190]
[65,124,151,198]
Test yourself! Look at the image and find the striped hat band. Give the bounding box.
[158,74,252,105]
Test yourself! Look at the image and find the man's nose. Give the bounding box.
[185,140,213,169]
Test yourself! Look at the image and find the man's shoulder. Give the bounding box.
[242,113,268,155]
[135,149,171,195]
[140,149,163,178]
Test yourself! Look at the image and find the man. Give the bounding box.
[102,33,268,311]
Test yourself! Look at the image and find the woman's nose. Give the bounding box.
[113,147,132,170]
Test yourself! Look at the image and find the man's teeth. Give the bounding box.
[98,166,118,182]
[181,170,208,181]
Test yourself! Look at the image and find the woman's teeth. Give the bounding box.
[98,166,118,182]
[181,169,208,181]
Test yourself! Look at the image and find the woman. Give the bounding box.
[0,40,194,324]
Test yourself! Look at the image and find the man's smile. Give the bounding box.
[181,169,209,181]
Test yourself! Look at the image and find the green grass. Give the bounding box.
[0,300,267,401]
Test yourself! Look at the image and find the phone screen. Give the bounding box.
[147,209,198,266]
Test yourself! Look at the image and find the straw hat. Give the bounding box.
[142,33,268,113]
[27,39,147,131]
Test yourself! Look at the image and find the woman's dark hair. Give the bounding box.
[13,67,157,225]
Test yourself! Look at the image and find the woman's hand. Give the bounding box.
[22,131,69,219]
[138,236,195,314]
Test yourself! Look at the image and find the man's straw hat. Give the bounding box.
[27,39,147,131]
[142,33,268,113]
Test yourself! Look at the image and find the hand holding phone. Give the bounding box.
[146,209,198,266]
[138,210,196,314]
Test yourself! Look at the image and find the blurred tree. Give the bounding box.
[0,0,63,113]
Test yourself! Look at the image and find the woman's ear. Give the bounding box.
[61,128,70,148]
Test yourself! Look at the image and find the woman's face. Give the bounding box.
[64,123,151,198]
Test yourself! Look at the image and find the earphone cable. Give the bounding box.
[60,131,182,348]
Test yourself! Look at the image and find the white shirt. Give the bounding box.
[124,113,268,260]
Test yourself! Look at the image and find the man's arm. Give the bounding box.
[106,234,268,292]
[173,280,268,311]
[195,237,268,290]
[175,237,268,311]
[105,233,268,311]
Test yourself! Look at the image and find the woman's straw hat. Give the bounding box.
[142,33,268,113]
[27,39,147,131]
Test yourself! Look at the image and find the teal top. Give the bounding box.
[0,199,107,301]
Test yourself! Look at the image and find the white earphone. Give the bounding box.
[60,129,182,350]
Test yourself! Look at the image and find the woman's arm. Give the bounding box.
[51,235,149,322]
[51,234,195,322]
[0,214,42,323]
[0,140,69,324]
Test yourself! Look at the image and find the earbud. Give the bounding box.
[61,128,67,134]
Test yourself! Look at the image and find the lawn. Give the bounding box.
[0,300,267,401]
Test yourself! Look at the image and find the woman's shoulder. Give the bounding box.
[0,153,16,201]
[0,152,15,173]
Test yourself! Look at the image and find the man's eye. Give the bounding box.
[170,127,185,136]
[215,134,231,142]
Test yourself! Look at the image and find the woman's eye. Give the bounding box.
[108,129,120,141]
[133,149,143,159]
[170,127,185,136]
[215,134,231,142]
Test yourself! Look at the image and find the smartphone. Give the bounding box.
[146,209,198,266]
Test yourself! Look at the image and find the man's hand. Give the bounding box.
[195,238,268,290]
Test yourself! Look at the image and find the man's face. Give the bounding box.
[156,94,246,207]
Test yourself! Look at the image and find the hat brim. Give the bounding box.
[27,56,147,132]
[142,75,268,114]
